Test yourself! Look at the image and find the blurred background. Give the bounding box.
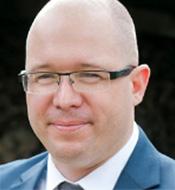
[0,0,174,163]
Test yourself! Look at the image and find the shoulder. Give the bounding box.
[135,127,175,188]
[157,153,175,188]
[0,152,48,179]
[159,152,175,175]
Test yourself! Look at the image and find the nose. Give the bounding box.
[52,76,83,111]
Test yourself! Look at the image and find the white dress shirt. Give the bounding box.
[40,122,139,190]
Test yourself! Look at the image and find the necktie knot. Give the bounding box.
[56,181,84,190]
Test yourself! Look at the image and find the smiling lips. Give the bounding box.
[50,120,90,132]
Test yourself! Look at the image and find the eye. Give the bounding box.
[33,73,57,84]
[75,71,107,83]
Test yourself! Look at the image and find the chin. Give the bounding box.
[49,141,86,160]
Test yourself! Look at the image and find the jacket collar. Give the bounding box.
[10,152,48,190]
[115,128,160,189]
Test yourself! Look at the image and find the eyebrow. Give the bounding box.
[26,62,104,72]
[26,63,52,72]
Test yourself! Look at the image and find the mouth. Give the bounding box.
[49,121,90,132]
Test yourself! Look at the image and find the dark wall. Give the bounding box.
[0,0,174,163]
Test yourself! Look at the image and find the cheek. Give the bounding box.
[86,92,115,131]
[106,81,134,123]
[26,94,52,127]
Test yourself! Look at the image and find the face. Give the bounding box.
[25,1,149,174]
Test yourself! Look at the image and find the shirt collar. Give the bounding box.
[46,122,139,190]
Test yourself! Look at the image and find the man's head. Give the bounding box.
[24,0,150,180]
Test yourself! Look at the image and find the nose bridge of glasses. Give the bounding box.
[58,72,75,85]
[55,73,79,96]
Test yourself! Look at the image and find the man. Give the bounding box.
[1,0,175,189]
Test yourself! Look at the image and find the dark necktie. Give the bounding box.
[56,181,84,190]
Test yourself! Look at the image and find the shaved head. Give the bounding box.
[26,0,138,69]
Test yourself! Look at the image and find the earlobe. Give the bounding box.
[131,64,150,106]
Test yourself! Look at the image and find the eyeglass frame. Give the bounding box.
[18,65,136,94]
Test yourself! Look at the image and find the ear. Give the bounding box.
[130,64,150,106]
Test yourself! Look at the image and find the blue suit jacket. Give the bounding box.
[1,129,175,190]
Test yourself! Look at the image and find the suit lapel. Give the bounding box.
[114,128,160,189]
[10,155,47,190]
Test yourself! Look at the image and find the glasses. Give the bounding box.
[18,65,136,95]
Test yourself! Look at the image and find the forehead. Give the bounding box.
[26,0,134,71]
